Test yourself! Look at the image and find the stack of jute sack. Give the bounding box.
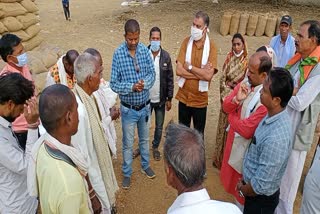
[220,11,290,37]
[0,0,64,92]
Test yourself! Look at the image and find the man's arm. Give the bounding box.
[228,105,267,139]
[176,61,200,80]
[166,54,174,101]
[110,53,134,95]
[222,83,241,114]
[288,75,320,111]
[141,52,155,90]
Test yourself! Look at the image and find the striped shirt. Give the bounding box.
[243,109,292,196]
[110,42,155,106]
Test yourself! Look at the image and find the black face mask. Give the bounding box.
[3,115,16,123]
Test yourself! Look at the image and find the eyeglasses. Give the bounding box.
[133,57,140,73]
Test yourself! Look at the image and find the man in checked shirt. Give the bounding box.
[110,19,156,189]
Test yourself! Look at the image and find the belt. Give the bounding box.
[121,100,150,111]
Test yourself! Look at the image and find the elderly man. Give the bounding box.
[72,53,118,213]
[0,34,36,150]
[220,51,271,210]
[165,123,241,214]
[45,49,79,89]
[275,20,320,214]
[0,73,38,213]
[237,68,294,214]
[175,11,217,136]
[269,15,296,68]
[28,84,93,213]
[110,19,156,189]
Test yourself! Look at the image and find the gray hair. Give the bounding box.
[84,48,101,62]
[195,11,209,27]
[164,122,206,188]
[74,52,98,84]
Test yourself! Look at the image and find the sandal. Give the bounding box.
[132,148,140,159]
[153,149,161,161]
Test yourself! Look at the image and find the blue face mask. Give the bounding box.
[15,53,28,67]
[150,40,161,52]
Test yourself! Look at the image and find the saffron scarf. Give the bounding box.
[285,46,320,86]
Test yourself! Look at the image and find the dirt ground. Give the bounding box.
[37,0,320,213]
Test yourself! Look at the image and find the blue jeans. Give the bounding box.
[151,103,165,149]
[121,104,150,177]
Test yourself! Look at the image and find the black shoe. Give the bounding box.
[141,167,156,179]
[122,177,131,189]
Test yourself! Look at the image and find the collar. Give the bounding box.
[123,42,144,57]
[169,188,210,211]
[251,84,262,92]
[0,116,11,129]
[263,109,287,125]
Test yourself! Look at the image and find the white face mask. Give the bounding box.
[190,26,204,41]
[15,53,28,67]
[233,50,244,58]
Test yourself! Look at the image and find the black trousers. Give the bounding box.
[178,102,207,137]
[244,189,280,214]
[14,131,28,151]
[62,3,70,20]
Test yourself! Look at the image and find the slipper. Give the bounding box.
[153,149,161,161]
[132,148,140,159]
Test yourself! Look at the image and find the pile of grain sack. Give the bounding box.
[220,11,290,37]
[0,0,63,92]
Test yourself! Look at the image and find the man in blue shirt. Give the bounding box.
[62,0,70,21]
[236,68,294,214]
[269,15,295,67]
[110,19,155,189]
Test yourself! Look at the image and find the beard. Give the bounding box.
[3,115,16,123]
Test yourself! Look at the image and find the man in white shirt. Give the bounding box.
[269,15,296,67]
[164,122,241,214]
[0,73,39,213]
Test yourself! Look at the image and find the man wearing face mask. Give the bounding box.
[0,33,36,150]
[176,11,217,137]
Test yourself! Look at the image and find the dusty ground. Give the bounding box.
[37,0,320,213]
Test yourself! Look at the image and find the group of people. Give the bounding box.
[0,8,320,214]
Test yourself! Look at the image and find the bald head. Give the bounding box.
[164,122,205,188]
[39,84,75,132]
[65,49,79,64]
[250,51,272,74]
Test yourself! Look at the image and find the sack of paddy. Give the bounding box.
[255,15,267,37]
[0,0,22,3]
[37,42,64,58]
[275,16,281,35]
[229,13,240,36]
[27,51,47,74]
[246,14,259,36]
[22,34,42,51]
[0,2,27,17]
[2,16,23,32]
[265,15,277,37]
[25,23,40,38]
[0,21,8,33]
[0,5,5,18]
[17,13,38,29]
[220,12,232,36]
[20,0,38,13]
[238,13,249,35]
[40,51,58,69]
[12,29,30,41]
[33,71,48,93]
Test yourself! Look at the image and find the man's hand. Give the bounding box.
[24,98,39,125]
[132,79,144,92]
[203,62,213,70]
[110,106,120,120]
[165,101,172,111]
[236,82,250,102]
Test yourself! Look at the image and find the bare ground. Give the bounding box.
[37,0,320,213]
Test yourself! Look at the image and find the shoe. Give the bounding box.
[122,177,131,189]
[153,148,161,161]
[141,167,156,179]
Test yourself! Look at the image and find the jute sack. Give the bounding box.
[37,42,64,58]
[25,23,40,38]
[17,13,38,29]
[246,14,259,36]
[238,13,249,35]
[0,21,8,33]
[275,16,281,35]
[265,16,277,37]
[0,5,5,18]
[40,51,58,69]
[255,15,268,37]
[12,29,30,41]
[0,2,27,17]
[0,0,22,2]
[220,12,232,36]
[33,71,48,93]
[22,34,42,51]
[229,13,240,36]
[20,0,38,13]
[27,51,47,74]
[2,16,23,32]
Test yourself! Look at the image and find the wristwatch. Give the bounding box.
[188,64,193,72]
